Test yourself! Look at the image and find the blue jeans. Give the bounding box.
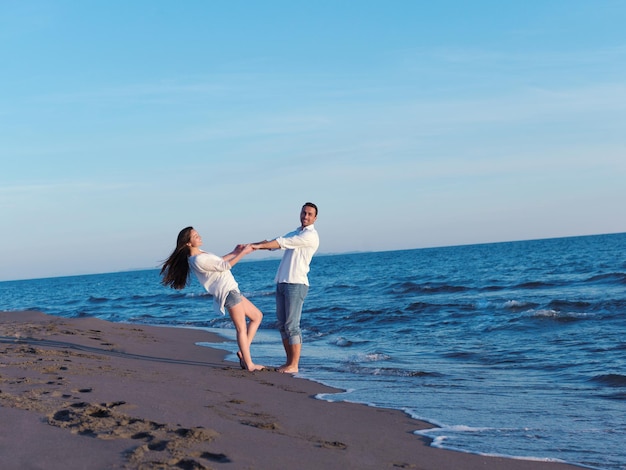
[276,283,308,345]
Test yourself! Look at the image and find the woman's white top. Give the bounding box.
[188,251,238,314]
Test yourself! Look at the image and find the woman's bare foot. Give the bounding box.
[236,352,264,371]
[277,365,298,374]
[236,351,246,370]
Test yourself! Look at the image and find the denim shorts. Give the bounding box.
[224,290,243,309]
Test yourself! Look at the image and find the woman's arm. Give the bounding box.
[223,244,253,267]
[223,245,243,262]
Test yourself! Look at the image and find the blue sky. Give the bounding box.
[1,1,625,281]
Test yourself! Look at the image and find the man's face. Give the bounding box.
[300,206,317,227]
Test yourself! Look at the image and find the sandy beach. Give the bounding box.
[0,311,581,470]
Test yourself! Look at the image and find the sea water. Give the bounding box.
[2,233,625,469]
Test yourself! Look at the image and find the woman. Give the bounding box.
[160,226,264,372]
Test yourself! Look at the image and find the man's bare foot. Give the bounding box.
[247,364,265,372]
[277,365,298,374]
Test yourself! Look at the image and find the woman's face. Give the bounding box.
[188,229,203,248]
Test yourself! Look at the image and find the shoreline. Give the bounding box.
[0,311,582,469]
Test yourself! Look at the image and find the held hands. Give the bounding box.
[224,244,254,266]
[241,243,254,255]
[235,244,255,255]
[235,240,270,254]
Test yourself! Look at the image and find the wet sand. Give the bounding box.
[0,311,581,469]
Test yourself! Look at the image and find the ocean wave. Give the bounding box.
[346,309,388,324]
[598,392,626,401]
[331,336,353,347]
[407,301,477,313]
[591,374,626,387]
[346,352,391,363]
[529,309,591,322]
[585,272,626,285]
[514,281,557,290]
[365,352,391,361]
[547,299,592,311]
[307,305,350,314]
[328,283,356,290]
[184,292,211,299]
[393,281,469,295]
[243,290,276,298]
[407,301,436,312]
[443,351,476,360]
[132,292,182,300]
[481,285,505,292]
[422,424,493,435]
[599,299,626,314]
[503,300,537,310]
[347,365,439,377]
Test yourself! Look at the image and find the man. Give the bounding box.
[252,202,319,373]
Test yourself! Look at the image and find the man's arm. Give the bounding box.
[252,240,280,250]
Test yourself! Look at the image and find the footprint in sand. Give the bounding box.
[47,401,225,468]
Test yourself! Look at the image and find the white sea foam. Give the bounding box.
[332,336,353,347]
[504,299,527,308]
[415,426,569,464]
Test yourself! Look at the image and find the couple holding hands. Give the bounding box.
[160,203,319,374]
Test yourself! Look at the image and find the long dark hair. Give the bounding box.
[160,226,194,290]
